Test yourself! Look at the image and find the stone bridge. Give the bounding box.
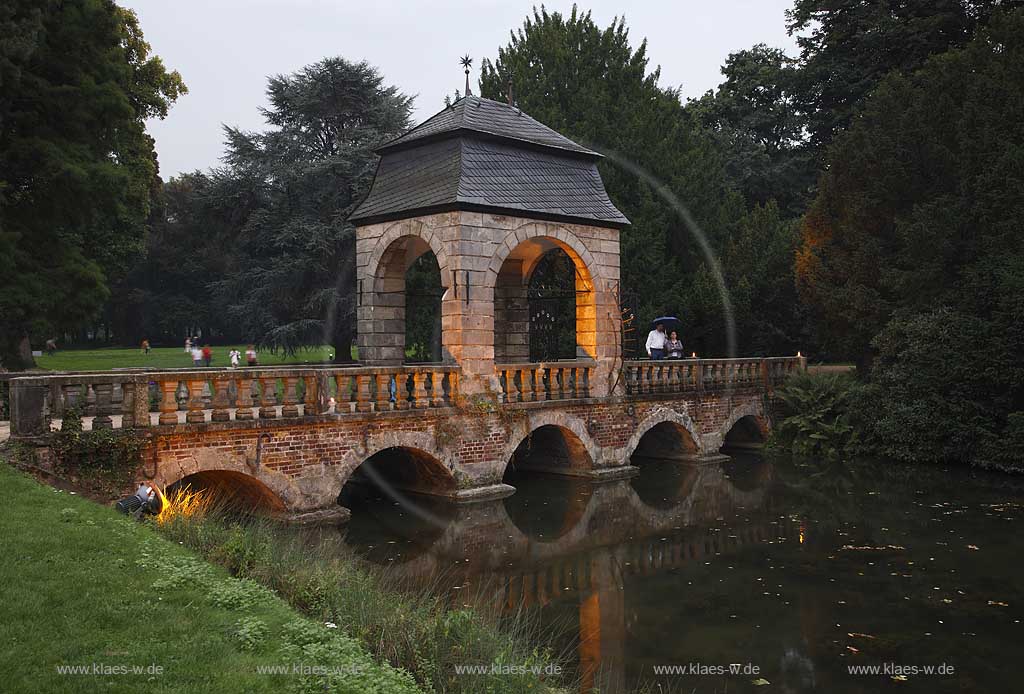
[7,94,805,522]
[9,356,800,522]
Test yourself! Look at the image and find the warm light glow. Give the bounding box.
[797,351,803,358]
[155,484,212,524]
[691,352,697,358]
[799,521,807,545]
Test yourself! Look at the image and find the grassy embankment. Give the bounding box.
[0,456,419,694]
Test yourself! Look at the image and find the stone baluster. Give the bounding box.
[504,369,519,403]
[60,384,84,429]
[259,377,278,419]
[411,372,428,408]
[556,367,566,399]
[157,379,179,425]
[429,371,444,407]
[303,375,319,415]
[521,368,535,402]
[211,377,231,422]
[186,379,206,423]
[235,378,255,420]
[447,372,459,405]
[282,377,300,417]
[335,374,351,413]
[396,372,412,410]
[375,373,391,412]
[120,381,136,428]
[91,383,113,429]
[354,374,372,413]
[570,367,580,398]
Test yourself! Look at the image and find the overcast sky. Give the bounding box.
[122,0,799,179]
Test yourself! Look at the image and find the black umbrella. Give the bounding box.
[650,315,680,330]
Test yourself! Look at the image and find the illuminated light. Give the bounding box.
[797,351,803,358]
[691,352,697,358]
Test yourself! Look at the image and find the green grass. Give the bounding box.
[0,455,420,694]
[155,506,566,694]
[34,345,338,372]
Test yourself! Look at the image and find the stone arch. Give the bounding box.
[623,408,703,461]
[717,399,769,452]
[360,219,453,364]
[502,410,601,477]
[152,448,297,512]
[489,222,601,361]
[332,430,458,501]
[366,218,452,290]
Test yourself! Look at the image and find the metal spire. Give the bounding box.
[460,54,473,96]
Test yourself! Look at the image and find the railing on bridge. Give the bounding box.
[495,360,595,403]
[7,364,460,436]
[622,356,803,396]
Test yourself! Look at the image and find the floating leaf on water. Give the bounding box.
[752,678,770,686]
[967,544,980,550]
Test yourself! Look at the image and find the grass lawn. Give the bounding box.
[0,455,419,694]
[34,345,338,372]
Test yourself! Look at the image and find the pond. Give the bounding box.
[331,453,1022,693]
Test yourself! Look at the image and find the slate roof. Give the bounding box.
[350,96,628,228]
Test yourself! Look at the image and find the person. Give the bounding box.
[45,338,57,355]
[190,345,203,366]
[202,344,212,367]
[245,345,258,367]
[665,330,683,359]
[184,336,191,353]
[141,339,150,354]
[229,348,241,368]
[645,322,667,359]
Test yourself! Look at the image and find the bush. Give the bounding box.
[770,370,861,461]
[49,413,145,492]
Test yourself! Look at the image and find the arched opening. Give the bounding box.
[166,470,287,515]
[404,251,443,363]
[630,459,700,509]
[721,415,766,452]
[502,472,593,542]
[362,235,446,365]
[338,446,456,554]
[494,236,595,363]
[505,425,593,479]
[631,421,699,463]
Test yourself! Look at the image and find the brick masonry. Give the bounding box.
[139,387,770,514]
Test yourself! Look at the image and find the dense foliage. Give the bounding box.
[796,8,1024,468]
[0,0,184,368]
[479,6,804,357]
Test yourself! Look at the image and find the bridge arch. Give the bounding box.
[503,411,601,478]
[718,399,769,452]
[333,430,458,501]
[624,408,703,461]
[489,222,600,361]
[153,450,296,514]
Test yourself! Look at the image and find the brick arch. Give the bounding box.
[717,398,769,450]
[502,410,601,474]
[366,218,452,290]
[331,430,457,499]
[623,407,704,461]
[152,448,297,511]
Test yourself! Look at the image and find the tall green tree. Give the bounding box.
[798,8,1024,466]
[689,44,815,218]
[786,0,1015,150]
[210,58,412,360]
[480,6,803,356]
[0,0,185,368]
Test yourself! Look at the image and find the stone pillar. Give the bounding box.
[10,381,48,438]
[494,260,529,363]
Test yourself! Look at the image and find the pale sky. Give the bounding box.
[121,0,799,179]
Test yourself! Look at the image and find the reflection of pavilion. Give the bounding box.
[363,459,785,693]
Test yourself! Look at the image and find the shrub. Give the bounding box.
[770,370,860,461]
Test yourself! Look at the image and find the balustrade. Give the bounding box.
[623,356,803,395]
[496,361,594,403]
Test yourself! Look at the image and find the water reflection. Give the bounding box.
[335,456,1024,693]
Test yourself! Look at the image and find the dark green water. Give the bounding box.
[337,455,1023,693]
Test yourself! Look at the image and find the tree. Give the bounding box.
[688,44,815,218]
[0,0,185,368]
[786,0,1015,150]
[480,6,803,356]
[798,8,1024,466]
[209,58,412,360]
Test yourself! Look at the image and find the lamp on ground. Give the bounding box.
[116,483,162,519]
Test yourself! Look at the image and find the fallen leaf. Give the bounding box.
[752,678,770,686]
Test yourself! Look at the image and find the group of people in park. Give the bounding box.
[645,322,685,360]
[182,337,259,368]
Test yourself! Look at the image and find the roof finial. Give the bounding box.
[460,54,473,97]
[506,79,513,106]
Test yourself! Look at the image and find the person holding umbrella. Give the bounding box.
[646,321,668,359]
